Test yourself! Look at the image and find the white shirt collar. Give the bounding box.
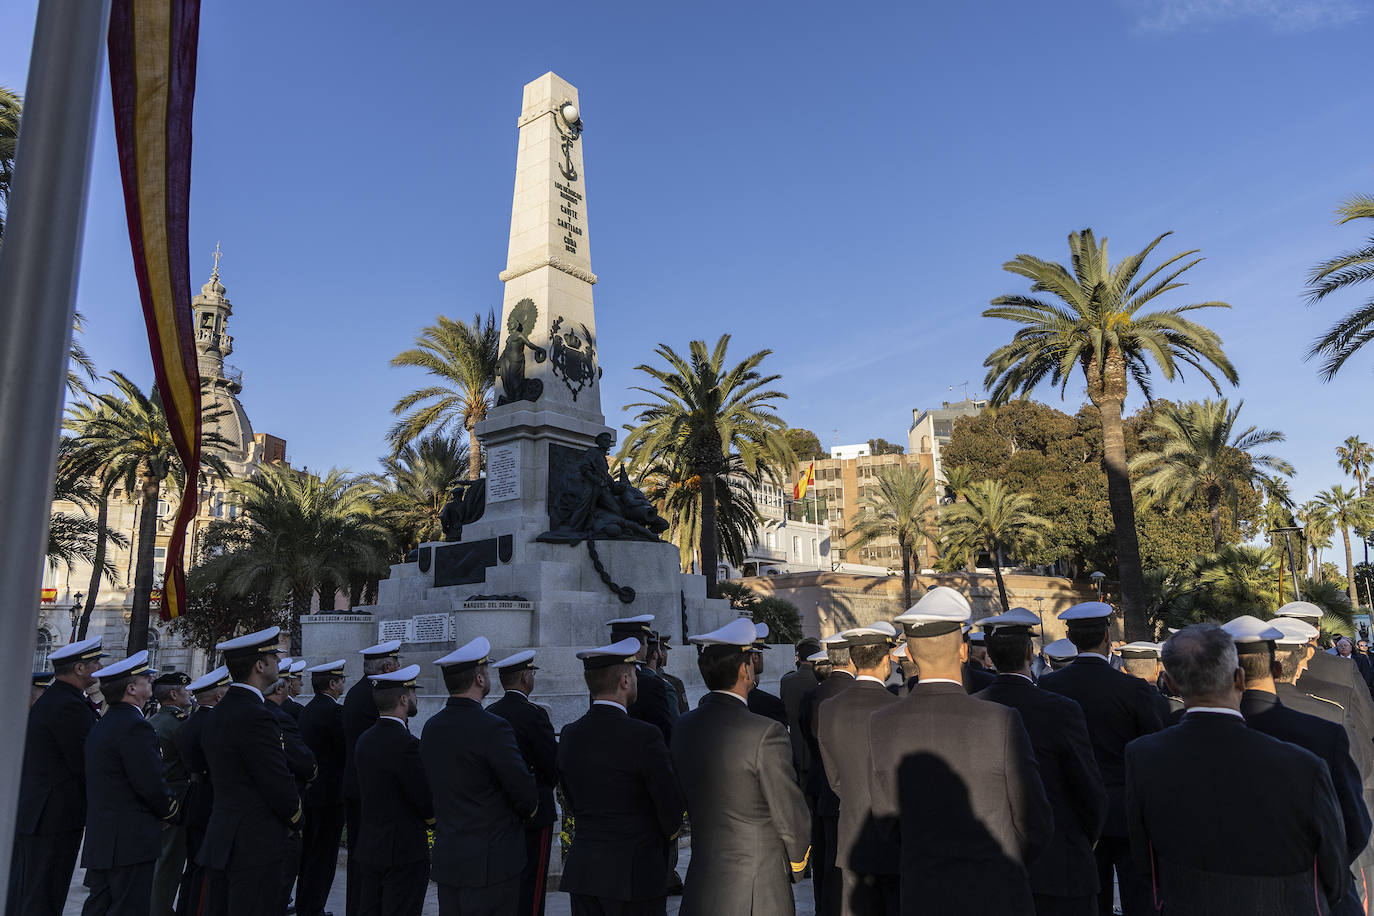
[231,682,264,702]
[855,675,887,686]
[915,677,962,687]
[1185,706,1244,720]
[379,715,408,727]
[592,699,627,713]
[710,689,749,704]
[1002,672,1034,684]
[1078,652,1111,662]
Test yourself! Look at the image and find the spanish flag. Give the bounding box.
[794,462,815,500]
[107,0,203,620]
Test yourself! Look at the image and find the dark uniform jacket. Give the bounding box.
[800,670,855,812]
[1039,655,1163,836]
[1125,710,1348,914]
[868,681,1053,916]
[271,697,318,795]
[342,677,379,803]
[177,704,216,832]
[199,685,302,869]
[488,689,559,830]
[355,717,434,867]
[16,678,98,835]
[747,687,789,727]
[282,696,304,721]
[780,664,820,780]
[81,702,179,869]
[149,704,191,802]
[661,670,690,715]
[299,693,347,807]
[558,703,684,901]
[420,696,539,888]
[816,677,898,875]
[963,660,997,694]
[671,692,812,916]
[629,665,674,743]
[976,673,1108,900]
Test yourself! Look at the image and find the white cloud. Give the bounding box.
[1127,0,1368,32]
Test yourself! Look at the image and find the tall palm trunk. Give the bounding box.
[127,477,161,654]
[1095,395,1150,640]
[989,540,1010,613]
[1343,526,1358,607]
[467,422,481,480]
[700,471,720,598]
[78,493,109,639]
[1206,486,1223,552]
[899,540,914,610]
[1311,544,1321,582]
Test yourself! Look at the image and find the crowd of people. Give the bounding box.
[9,591,1374,916]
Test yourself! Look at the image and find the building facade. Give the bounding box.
[806,447,938,569]
[907,396,988,485]
[723,473,832,579]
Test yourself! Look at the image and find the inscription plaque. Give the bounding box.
[487,443,520,503]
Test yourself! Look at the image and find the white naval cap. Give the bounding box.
[980,607,1041,634]
[359,639,403,659]
[95,649,156,680]
[1058,601,1113,622]
[308,659,347,677]
[216,626,284,662]
[690,617,760,652]
[371,664,421,688]
[1271,617,1319,644]
[1043,637,1079,662]
[1222,615,1286,651]
[279,657,294,669]
[492,650,538,672]
[840,622,898,648]
[434,637,491,672]
[806,650,831,664]
[48,635,107,666]
[576,638,641,670]
[188,665,231,693]
[1275,601,1324,623]
[291,660,308,675]
[821,633,849,647]
[1118,641,1163,660]
[607,614,655,640]
[750,622,771,651]
[895,586,971,637]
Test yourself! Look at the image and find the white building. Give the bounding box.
[721,475,832,580]
[907,397,988,485]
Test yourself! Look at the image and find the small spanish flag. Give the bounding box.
[794,462,815,500]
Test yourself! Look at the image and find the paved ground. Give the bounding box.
[61,839,819,916]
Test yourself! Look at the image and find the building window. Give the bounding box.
[792,536,800,558]
[34,628,53,671]
[153,547,167,580]
[146,629,160,670]
[811,538,818,559]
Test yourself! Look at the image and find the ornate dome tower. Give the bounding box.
[193,245,255,463]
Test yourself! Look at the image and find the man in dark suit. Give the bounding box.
[268,671,318,914]
[343,640,401,916]
[1127,623,1348,914]
[869,587,1052,916]
[149,671,193,916]
[1226,615,1371,915]
[488,651,559,916]
[976,609,1108,916]
[7,636,104,916]
[559,638,685,915]
[81,650,181,916]
[607,615,674,742]
[421,637,539,916]
[747,623,790,727]
[672,618,812,916]
[1039,601,1161,916]
[199,626,303,916]
[816,626,900,916]
[298,659,348,916]
[355,665,433,916]
[176,666,231,916]
[800,633,856,916]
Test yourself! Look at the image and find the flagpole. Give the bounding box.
[0,0,112,895]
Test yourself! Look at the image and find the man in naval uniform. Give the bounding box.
[1038,601,1161,916]
[868,587,1052,916]
[297,659,348,916]
[671,617,812,916]
[149,670,193,916]
[651,634,689,715]
[975,608,1107,916]
[31,670,53,707]
[607,615,674,742]
[747,623,789,726]
[177,665,230,916]
[268,670,318,914]
[799,632,856,915]
[81,650,181,916]
[8,635,105,916]
[962,627,996,693]
[558,638,685,916]
[816,624,900,916]
[355,664,433,916]
[344,640,402,916]
[422,637,539,916]
[199,626,303,916]
[1117,641,1174,723]
[488,650,560,916]
[1042,638,1077,671]
[1226,615,1370,915]
[283,660,307,720]
[781,637,823,782]
[1126,624,1347,914]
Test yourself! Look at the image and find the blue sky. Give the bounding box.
[3,0,1372,504]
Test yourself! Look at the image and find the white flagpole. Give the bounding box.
[0,0,113,894]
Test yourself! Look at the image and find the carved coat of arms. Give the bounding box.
[549,316,601,401]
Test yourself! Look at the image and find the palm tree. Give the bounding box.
[845,464,936,610]
[1299,500,1334,583]
[637,454,763,575]
[0,85,19,243]
[67,372,232,653]
[389,312,499,480]
[192,464,389,651]
[372,434,470,552]
[1305,194,1374,378]
[620,335,793,597]
[47,445,128,577]
[982,229,1237,639]
[1336,436,1373,496]
[1130,399,1292,552]
[940,479,1052,613]
[939,464,976,505]
[1317,485,1374,608]
[66,311,96,399]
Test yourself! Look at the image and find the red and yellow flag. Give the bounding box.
[107,0,203,620]
[794,461,815,500]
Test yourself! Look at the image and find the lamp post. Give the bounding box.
[1090,571,1106,602]
[1034,595,1045,641]
[67,592,83,643]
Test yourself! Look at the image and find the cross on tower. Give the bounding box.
[211,241,223,275]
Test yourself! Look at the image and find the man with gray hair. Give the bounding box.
[1125,623,1348,914]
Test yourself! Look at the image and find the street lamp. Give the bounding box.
[1034,596,1045,640]
[1090,571,1106,601]
[68,591,83,642]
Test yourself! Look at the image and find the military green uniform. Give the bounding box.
[149,704,190,916]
